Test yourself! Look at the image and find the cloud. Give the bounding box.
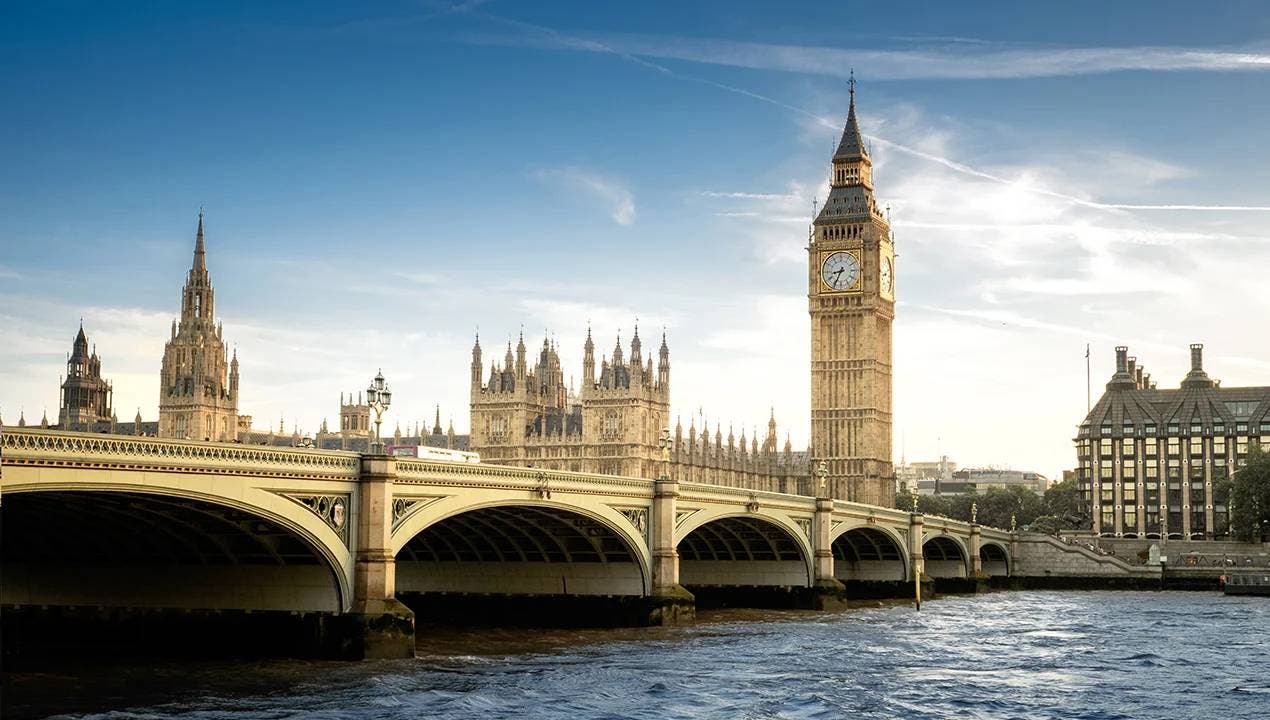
[466,12,1270,217]
[472,28,1270,81]
[533,166,636,226]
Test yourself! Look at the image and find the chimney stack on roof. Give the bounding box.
[1108,346,1136,389]
[1181,342,1215,389]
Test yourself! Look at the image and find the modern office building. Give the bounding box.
[1076,344,1270,539]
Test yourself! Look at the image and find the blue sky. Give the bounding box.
[4,1,1270,476]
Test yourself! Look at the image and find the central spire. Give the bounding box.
[833,70,869,163]
[193,208,207,273]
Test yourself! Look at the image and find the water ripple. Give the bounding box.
[7,591,1270,720]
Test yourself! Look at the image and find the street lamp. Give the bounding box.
[816,460,829,497]
[658,427,674,480]
[366,369,392,454]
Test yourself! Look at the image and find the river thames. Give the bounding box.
[5,591,1269,720]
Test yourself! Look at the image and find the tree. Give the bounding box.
[895,492,950,518]
[1229,444,1270,542]
[1042,476,1089,530]
[1041,480,1082,523]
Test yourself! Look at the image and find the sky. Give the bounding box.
[3,1,1270,478]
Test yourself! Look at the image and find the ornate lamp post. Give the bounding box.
[971,501,979,525]
[365,369,392,454]
[816,460,829,497]
[658,427,674,480]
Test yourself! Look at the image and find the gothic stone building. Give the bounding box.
[469,327,808,493]
[1076,344,1270,539]
[311,396,470,453]
[58,323,113,429]
[157,212,240,442]
[31,324,158,436]
[808,77,896,507]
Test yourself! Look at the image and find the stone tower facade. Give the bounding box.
[470,327,807,491]
[58,323,114,429]
[471,329,658,475]
[808,78,895,506]
[158,212,240,442]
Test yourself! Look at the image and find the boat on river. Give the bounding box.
[1223,573,1270,596]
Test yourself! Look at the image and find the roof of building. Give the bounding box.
[1082,345,1270,434]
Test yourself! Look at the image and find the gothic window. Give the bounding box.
[490,415,509,442]
[601,411,621,440]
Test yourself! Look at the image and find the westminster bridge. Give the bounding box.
[1,428,1028,658]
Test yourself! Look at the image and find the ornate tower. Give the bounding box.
[58,322,113,429]
[158,211,240,441]
[808,76,895,506]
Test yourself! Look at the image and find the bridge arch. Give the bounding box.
[922,533,970,579]
[2,486,350,612]
[675,511,813,588]
[980,541,1010,577]
[392,498,650,597]
[830,524,909,582]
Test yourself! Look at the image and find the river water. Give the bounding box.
[5,591,1269,720]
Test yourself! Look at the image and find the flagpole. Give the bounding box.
[1085,343,1091,413]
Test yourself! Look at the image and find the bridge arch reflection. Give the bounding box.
[832,526,908,582]
[923,535,969,579]
[677,514,812,588]
[394,502,649,597]
[1,489,345,612]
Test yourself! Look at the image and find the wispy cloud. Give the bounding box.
[472,29,1270,81]
[466,12,1270,215]
[533,166,636,226]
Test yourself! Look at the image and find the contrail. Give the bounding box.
[466,9,1270,212]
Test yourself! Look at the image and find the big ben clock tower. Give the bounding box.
[809,76,895,506]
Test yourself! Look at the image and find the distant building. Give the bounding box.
[57,323,113,430]
[314,399,471,453]
[896,456,956,495]
[939,468,1049,495]
[1076,344,1270,539]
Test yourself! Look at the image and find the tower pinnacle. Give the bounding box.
[193,208,207,273]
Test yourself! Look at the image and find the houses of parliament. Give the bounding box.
[12,86,897,507]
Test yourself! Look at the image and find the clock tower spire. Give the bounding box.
[808,76,895,506]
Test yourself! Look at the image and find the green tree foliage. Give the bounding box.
[1229,444,1270,542]
[894,478,1090,533]
[895,485,1044,529]
[1042,477,1086,526]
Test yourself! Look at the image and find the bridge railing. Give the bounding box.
[677,480,819,512]
[1,428,363,481]
[394,458,655,498]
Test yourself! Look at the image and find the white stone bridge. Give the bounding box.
[1,429,1015,657]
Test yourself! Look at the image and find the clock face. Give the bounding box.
[880,257,893,295]
[821,251,859,291]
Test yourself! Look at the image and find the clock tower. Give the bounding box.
[808,76,895,506]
